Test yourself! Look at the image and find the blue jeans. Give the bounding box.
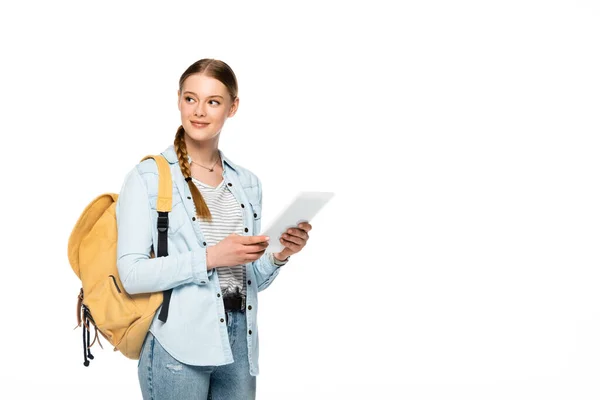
[138,310,256,400]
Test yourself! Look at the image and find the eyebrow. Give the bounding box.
[183,91,224,99]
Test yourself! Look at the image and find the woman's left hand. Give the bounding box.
[273,222,312,261]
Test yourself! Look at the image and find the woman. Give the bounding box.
[116,58,312,400]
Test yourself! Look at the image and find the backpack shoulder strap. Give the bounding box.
[140,154,174,323]
[140,155,172,212]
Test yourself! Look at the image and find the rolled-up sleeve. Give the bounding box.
[253,252,283,291]
[248,177,284,291]
[116,166,209,295]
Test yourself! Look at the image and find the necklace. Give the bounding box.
[191,155,220,172]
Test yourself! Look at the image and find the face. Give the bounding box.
[177,74,238,143]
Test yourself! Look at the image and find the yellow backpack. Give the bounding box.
[68,155,172,366]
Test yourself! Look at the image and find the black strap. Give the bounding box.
[82,305,94,366]
[156,211,169,256]
[82,310,89,367]
[156,212,171,323]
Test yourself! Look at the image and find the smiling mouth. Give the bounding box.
[191,121,209,128]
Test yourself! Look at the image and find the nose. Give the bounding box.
[194,103,206,117]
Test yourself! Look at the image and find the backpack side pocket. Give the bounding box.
[84,275,141,345]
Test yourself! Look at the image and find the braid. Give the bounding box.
[174,126,212,221]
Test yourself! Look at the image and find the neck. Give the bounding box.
[185,137,220,166]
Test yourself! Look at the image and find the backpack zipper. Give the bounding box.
[108,275,122,293]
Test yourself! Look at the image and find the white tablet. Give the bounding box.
[261,191,335,253]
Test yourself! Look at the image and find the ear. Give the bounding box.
[228,97,239,118]
[177,90,181,111]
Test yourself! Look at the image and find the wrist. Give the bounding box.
[272,252,290,265]
[273,252,288,262]
[206,246,215,269]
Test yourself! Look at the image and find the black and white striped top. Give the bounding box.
[192,177,246,297]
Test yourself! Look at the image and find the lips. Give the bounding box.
[191,121,209,128]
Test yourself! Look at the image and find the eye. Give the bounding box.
[208,99,221,106]
[185,96,195,103]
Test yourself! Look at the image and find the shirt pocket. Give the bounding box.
[147,195,186,235]
[248,198,262,235]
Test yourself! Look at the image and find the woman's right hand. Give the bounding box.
[206,234,270,269]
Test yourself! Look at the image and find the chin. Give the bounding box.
[184,128,218,142]
[187,133,215,142]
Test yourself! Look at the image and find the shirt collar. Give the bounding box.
[161,145,238,172]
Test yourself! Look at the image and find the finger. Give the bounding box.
[280,237,301,252]
[281,232,305,247]
[245,250,266,263]
[251,249,267,258]
[286,228,309,241]
[247,243,269,253]
[242,235,270,245]
[298,222,312,232]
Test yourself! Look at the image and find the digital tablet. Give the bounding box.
[261,191,335,253]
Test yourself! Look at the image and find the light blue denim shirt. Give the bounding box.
[115,145,282,376]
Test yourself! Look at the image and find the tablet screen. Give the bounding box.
[261,191,335,253]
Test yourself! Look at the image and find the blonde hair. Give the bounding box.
[174,126,212,221]
[179,58,238,101]
[173,58,239,221]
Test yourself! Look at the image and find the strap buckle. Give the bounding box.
[157,212,169,233]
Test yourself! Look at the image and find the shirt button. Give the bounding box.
[228,183,232,187]
[247,280,251,285]
[248,330,252,335]
[200,281,206,284]
[254,213,257,218]
[187,196,191,199]
[192,217,196,221]
[220,318,224,323]
[244,228,249,232]
[241,204,245,208]
[203,241,207,246]
[217,293,221,297]
[247,305,252,311]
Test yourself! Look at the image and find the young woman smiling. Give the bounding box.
[116,58,312,400]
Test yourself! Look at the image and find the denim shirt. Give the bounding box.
[115,145,281,376]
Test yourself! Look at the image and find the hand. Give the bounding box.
[274,222,312,261]
[207,234,270,269]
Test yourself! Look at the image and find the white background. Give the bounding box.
[1,0,599,399]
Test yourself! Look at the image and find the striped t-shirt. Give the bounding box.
[192,177,246,297]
